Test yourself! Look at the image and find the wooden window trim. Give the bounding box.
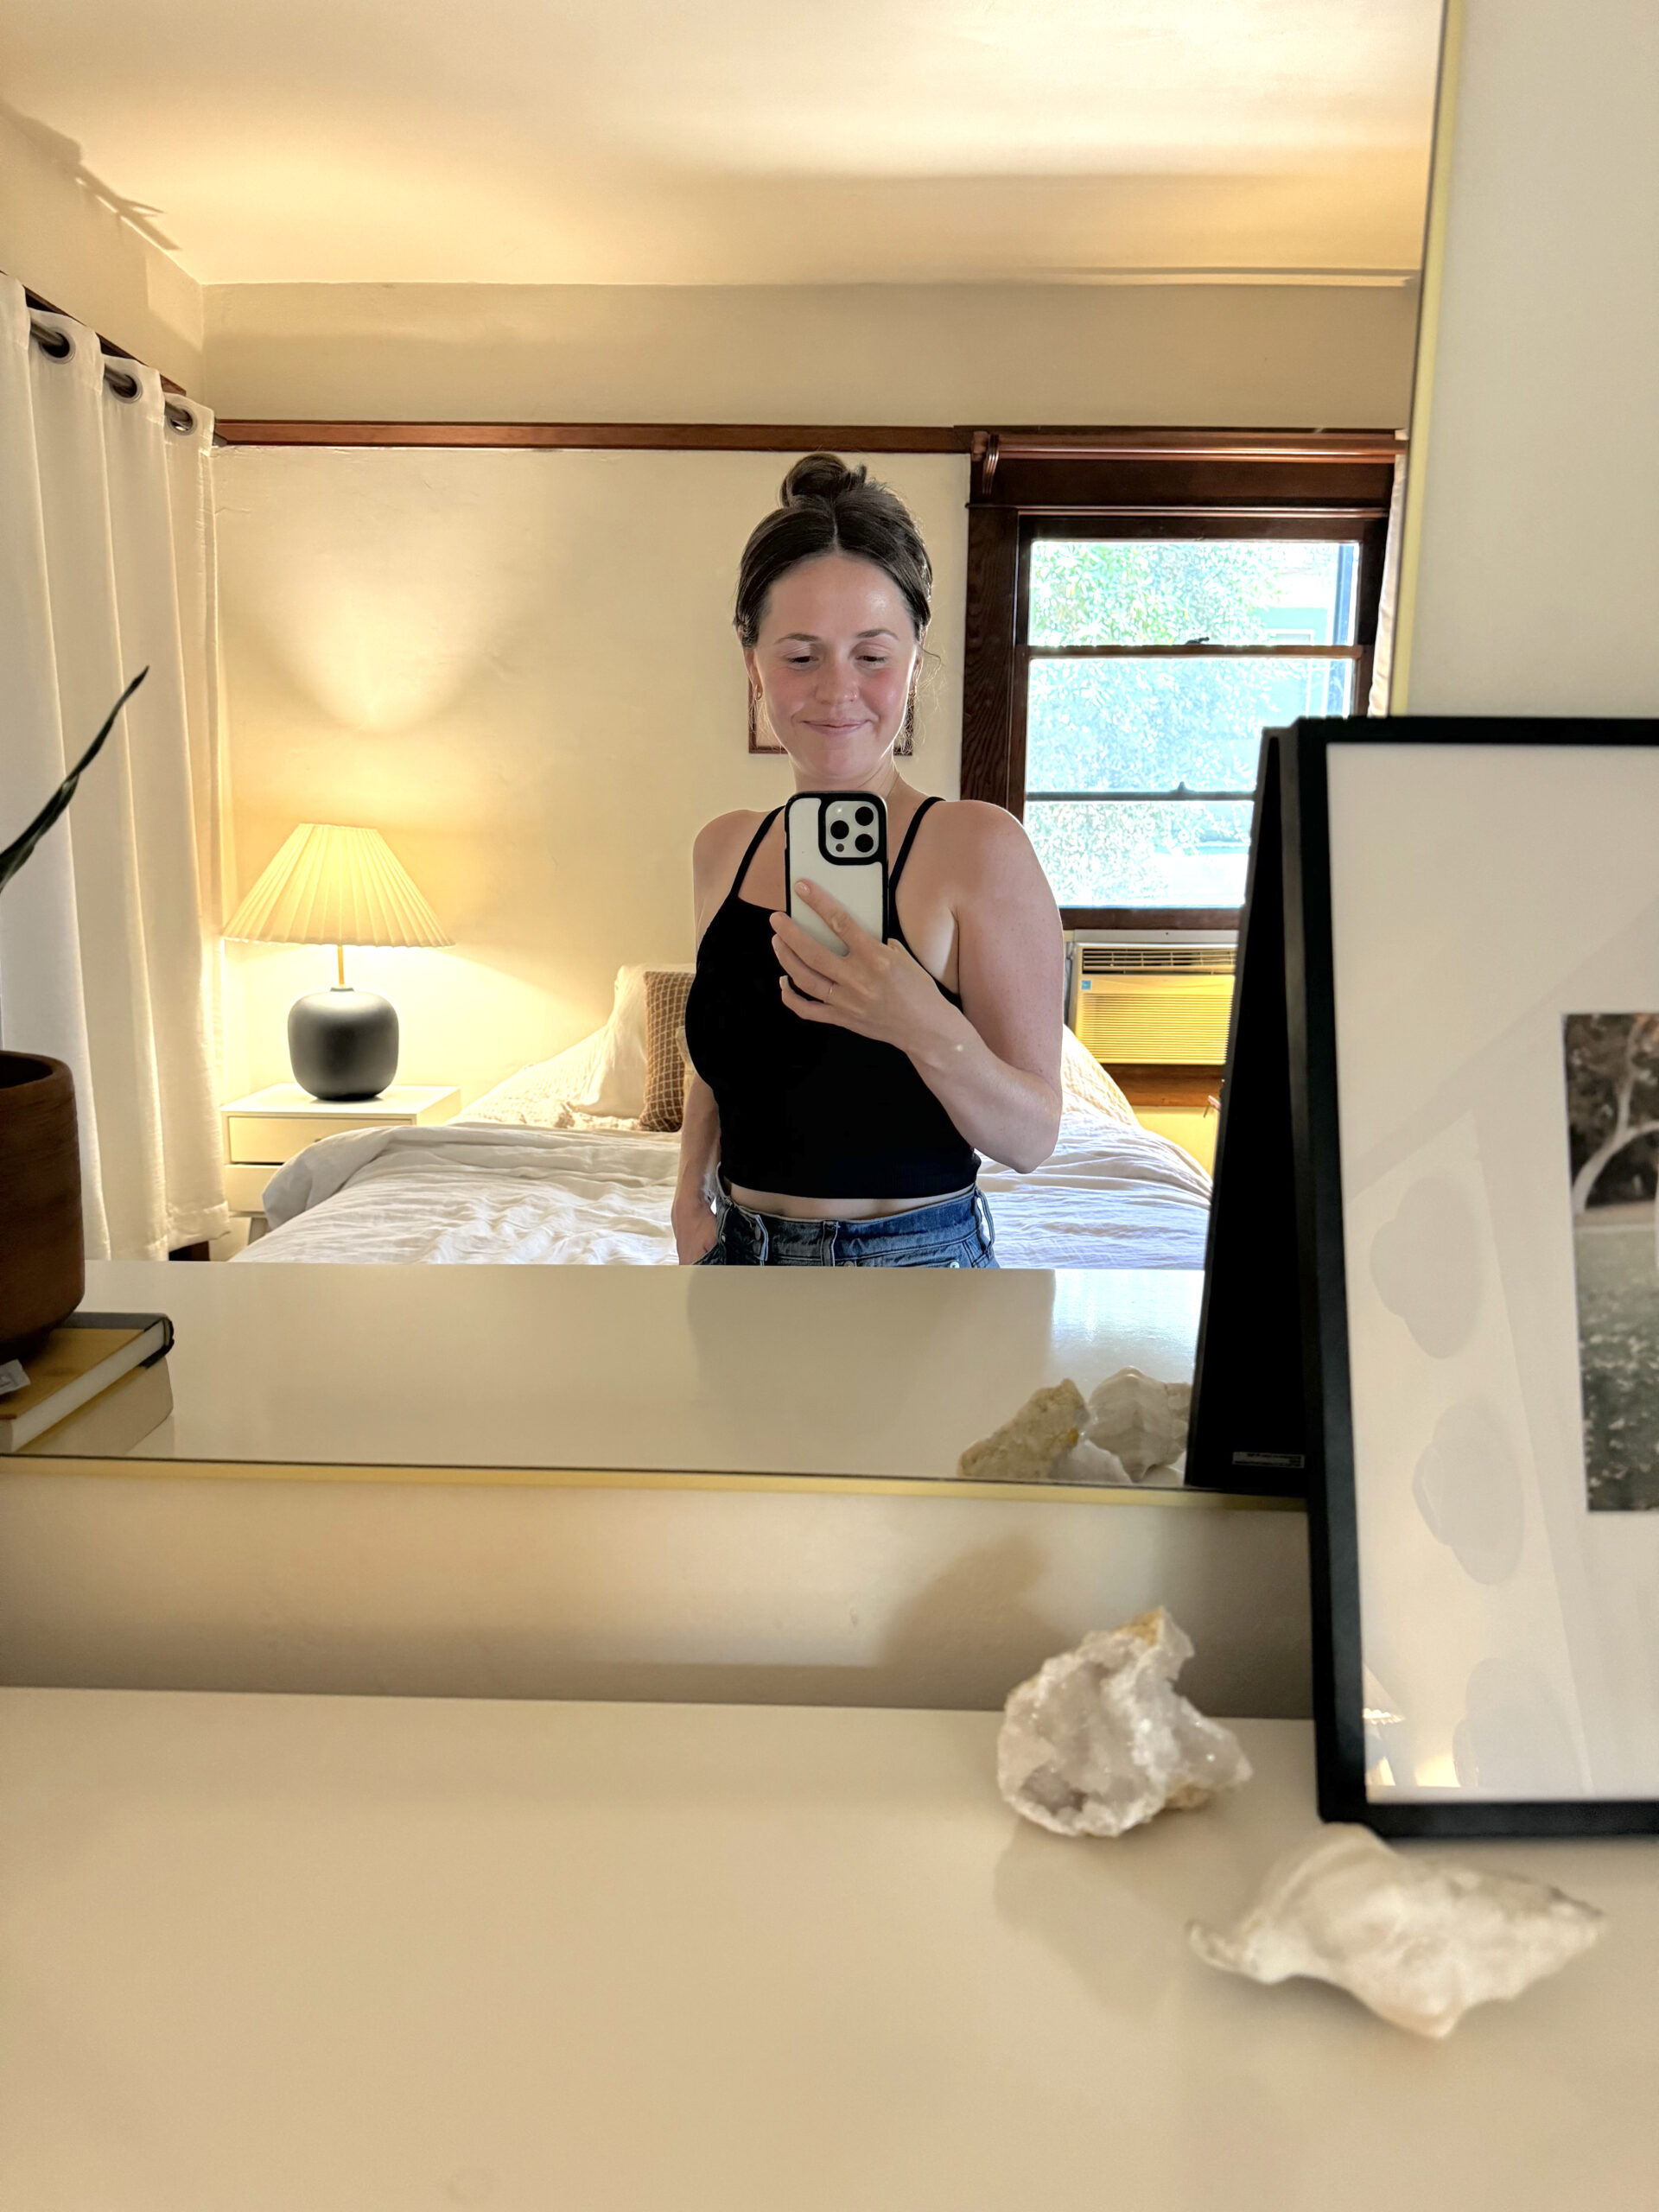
[211,421,1408,455]
[213,421,980,451]
[960,429,1398,929]
[1062,906,1245,932]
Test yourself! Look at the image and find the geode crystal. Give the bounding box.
[997,1608,1251,1838]
[1189,1823,1605,2037]
[1083,1368,1192,1480]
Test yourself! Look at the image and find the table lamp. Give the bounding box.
[223,823,453,1101]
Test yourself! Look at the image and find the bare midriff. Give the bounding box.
[726,1185,964,1222]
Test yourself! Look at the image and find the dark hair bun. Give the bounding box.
[734,453,932,648]
[780,453,867,506]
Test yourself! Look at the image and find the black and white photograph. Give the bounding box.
[1564,1012,1659,1511]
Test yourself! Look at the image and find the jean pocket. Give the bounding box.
[877,1239,964,1268]
[693,1241,726,1266]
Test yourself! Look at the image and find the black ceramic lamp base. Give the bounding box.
[288,988,399,1101]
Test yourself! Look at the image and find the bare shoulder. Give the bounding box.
[692,808,771,886]
[926,799,1046,888]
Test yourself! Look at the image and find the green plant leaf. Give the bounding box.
[0,668,149,896]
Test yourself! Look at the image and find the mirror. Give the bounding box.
[31,2,1446,1485]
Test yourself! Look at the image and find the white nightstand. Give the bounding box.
[220,1084,461,1231]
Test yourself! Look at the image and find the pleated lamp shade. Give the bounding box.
[224,824,451,949]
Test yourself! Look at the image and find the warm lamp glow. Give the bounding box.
[223,824,452,950]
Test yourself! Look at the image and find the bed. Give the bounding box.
[237,967,1211,1269]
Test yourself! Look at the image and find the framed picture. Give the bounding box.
[1277,719,1659,1836]
[747,690,785,754]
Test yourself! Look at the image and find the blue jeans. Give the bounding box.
[697,1183,997,1268]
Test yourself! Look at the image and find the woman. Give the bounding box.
[677,454,1063,1267]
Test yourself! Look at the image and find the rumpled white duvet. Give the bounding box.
[238,1105,1211,1268]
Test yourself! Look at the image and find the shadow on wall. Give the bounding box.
[2,99,181,258]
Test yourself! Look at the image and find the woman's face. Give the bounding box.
[745,552,920,789]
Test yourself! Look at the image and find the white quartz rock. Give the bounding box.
[1084,1368,1192,1480]
[1189,1823,1605,2037]
[1048,1436,1134,1485]
[998,1608,1251,1838]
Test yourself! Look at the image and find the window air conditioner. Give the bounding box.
[1065,931,1237,1066]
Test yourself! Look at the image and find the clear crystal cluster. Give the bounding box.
[997,1608,1252,1838]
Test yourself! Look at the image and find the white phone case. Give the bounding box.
[784,792,888,956]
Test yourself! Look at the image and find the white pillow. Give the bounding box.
[1059,1025,1139,1126]
[574,962,695,1119]
[463,1027,611,1128]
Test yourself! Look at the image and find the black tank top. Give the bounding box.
[683,797,981,1200]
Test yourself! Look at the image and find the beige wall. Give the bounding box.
[0,102,203,390]
[218,445,967,1103]
[204,279,1421,428]
[1397,0,1659,714]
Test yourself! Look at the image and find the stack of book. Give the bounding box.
[0,1314,175,1457]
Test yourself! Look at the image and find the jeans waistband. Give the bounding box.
[714,1179,993,1263]
[717,1178,978,1228]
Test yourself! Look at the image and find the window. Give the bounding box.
[960,432,1398,925]
[1025,536,1361,908]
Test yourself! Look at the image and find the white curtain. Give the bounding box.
[0,276,228,1259]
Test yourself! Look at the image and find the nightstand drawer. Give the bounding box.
[223,1162,277,1211]
[227,1115,395,1163]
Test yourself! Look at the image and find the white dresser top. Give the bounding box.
[0,1692,1650,2212]
[83,1258,1206,1481]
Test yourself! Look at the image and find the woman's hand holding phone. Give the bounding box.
[772,880,961,1059]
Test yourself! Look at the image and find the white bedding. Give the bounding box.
[239,1105,1211,1268]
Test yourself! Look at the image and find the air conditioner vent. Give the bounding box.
[1079,944,1236,978]
[1067,931,1237,1064]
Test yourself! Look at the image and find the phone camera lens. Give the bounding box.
[830,823,847,839]
[855,834,874,853]
[855,806,874,825]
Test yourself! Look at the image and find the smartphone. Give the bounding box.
[784,791,888,956]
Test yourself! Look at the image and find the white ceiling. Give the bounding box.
[0,0,1444,285]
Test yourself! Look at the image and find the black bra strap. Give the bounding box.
[889,795,942,890]
[731,807,783,902]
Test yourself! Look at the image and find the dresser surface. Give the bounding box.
[0,1694,1649,2212]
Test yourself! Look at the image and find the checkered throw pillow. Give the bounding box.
[639,968,696,1131]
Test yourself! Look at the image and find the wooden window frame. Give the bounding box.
[959,429,1400,931]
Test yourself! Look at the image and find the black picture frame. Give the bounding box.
[1200,715,1659,1838]
[1187,732,1306,1500]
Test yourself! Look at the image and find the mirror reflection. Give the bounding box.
[0,0,1444,1477]
[213,436,1381,1283]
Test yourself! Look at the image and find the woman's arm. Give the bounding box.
[770,806,1064,1173]
[672,1070,721,1262]
[672,810,759,1262]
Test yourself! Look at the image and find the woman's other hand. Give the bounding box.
[672,1189,719,1263]
[771,883,958,1056]
[673,1068,722,1261]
